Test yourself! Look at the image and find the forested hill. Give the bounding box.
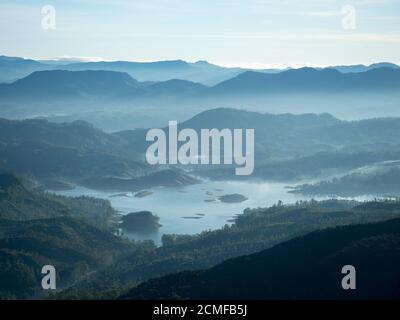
[59,199,400,299]
[0,172,137,299]
[0,171,115,228]
[122,216,400,300]
[0,118,198,192]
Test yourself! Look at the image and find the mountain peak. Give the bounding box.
[13,69,138,88]
[368,62,399,69]
[193,60,214,66]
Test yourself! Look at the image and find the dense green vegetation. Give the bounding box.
[1,171,400,299]
[57,198,400,299]
[0,172,137,299]
[1,108,400,299]
[120,211,161,233]
[0,217,135,299]
[0,171,116,230]
[122,216,400,299]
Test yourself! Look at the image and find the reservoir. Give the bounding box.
[56,180,374,245]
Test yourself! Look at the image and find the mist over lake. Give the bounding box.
[55,180,376,245]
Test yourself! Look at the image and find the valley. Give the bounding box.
[0,55,399,300]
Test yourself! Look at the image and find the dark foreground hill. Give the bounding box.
[122,217,400,300]
[0,217,136,299]
[57,199,400,299]
[0,172,136,299]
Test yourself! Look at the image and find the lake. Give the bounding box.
[56,180,374,245]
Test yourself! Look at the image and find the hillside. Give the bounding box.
[2,108,400,191]
[115,108,400,184]
[58,199,400,299]
[0,171,116,228]
[57,59,244,86]
[0,172,137,299]
[0,70,140,102]
[0,118,198,191]
[0,56,49,83]
[291,160,400,197]
[210,67,400,94]
[122,216,400,300]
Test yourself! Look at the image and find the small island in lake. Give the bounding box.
[120,211,161,233]
[218,193,248,203]
[134,190,153,198]
[109,192,130,198]
[181,216,202,219]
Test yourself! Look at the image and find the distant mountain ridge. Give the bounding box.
[211,67,400,94]
[0,70,206,103]
[0,55,49,83]
[1,66,399,105]
[0,56,244,85]
[0,70,140,100]
[1,56,400,127]
[0,55,398,85]
[330,62,399,73]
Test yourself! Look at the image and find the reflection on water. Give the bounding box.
[55,180,374,245]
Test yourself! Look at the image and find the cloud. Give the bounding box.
[46,55,107,62]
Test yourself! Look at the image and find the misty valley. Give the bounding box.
[1,55,400,300]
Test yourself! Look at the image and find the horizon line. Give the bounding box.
[2,54,400,71]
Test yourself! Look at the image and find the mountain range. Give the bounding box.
[1,55,398,85]
[0,117,198,191]
[210,67,400,94]
[1,66,399,101]
[1,66,399,127]
[2,108,400,192]
[0,56,244,85]
[116,107,400,167]
[1,55,399,129]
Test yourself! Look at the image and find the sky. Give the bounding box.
[0,0,399,68]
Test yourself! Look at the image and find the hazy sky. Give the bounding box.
[0,0,399,68]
